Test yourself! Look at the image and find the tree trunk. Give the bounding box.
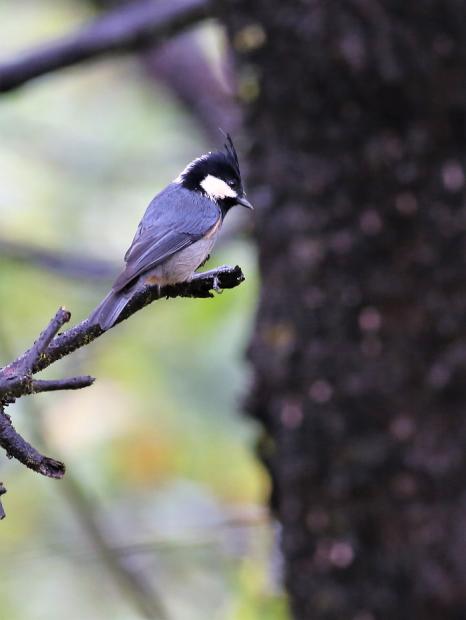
[220,2,466,618]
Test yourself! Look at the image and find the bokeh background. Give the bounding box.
[0,2,286,618]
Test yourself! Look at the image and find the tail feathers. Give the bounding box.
[88,290,131,330]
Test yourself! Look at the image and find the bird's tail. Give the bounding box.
[88,289,131,331]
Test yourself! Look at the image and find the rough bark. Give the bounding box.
[220,1,466,618]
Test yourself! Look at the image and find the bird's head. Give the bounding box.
[175,134,253,212]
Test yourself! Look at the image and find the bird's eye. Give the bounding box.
[228,180,235,187]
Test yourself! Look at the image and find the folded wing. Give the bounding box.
[113,184,220,292]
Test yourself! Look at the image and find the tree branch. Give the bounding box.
[0,237,116,281]
[9,265,244,378]
[18,308,71,376]
[31,376,95,394]
[0,307,92,402]
[0,264,244,479]
[0,405,65,478]
[0,0,209,93]
[142,31,240,140]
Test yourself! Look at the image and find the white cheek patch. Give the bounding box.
[200,174,237,200]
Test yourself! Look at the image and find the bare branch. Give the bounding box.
[0,405,65,478]
[0,308,70,400]
[0,309,90,476]
[142,30,240,139]
[0,265,244,479]
[31,376,95,394]
[11,265,244,378]
[0,237,116,281]
[19,308,70,376]
[0,0,209,93]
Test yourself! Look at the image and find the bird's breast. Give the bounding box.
[146,226,219,287]
[161,238,216,283]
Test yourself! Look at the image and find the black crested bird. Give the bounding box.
[88,135,253,330]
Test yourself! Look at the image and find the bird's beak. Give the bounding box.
[236,195,254,210]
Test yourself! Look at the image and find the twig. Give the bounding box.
[0,308,95,401]
[31,376,95,393]
[0,309,94,474]
[0,405,65,478]
[0,0,209,93]
[19,307,70,376]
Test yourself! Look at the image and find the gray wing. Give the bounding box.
[113,184,220,292]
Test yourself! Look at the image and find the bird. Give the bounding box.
[88,134,253,330]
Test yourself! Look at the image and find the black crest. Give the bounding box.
[179,132,243,194]
[223,132,241,179]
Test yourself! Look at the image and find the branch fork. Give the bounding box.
[0,307,94,403]
[0,265,244,517]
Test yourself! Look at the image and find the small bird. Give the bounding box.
[88,135,253,330]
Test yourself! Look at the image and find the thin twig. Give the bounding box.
[0,0,209,93]
[0,405,65,478]
[31,376,95,394]
[0,309,92,473]
[19,307,70,376]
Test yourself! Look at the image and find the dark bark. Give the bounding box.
[220,1,466,618]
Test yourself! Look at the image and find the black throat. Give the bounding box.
[216,196,237,217]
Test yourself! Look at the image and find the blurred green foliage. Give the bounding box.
[0,1,288,618]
